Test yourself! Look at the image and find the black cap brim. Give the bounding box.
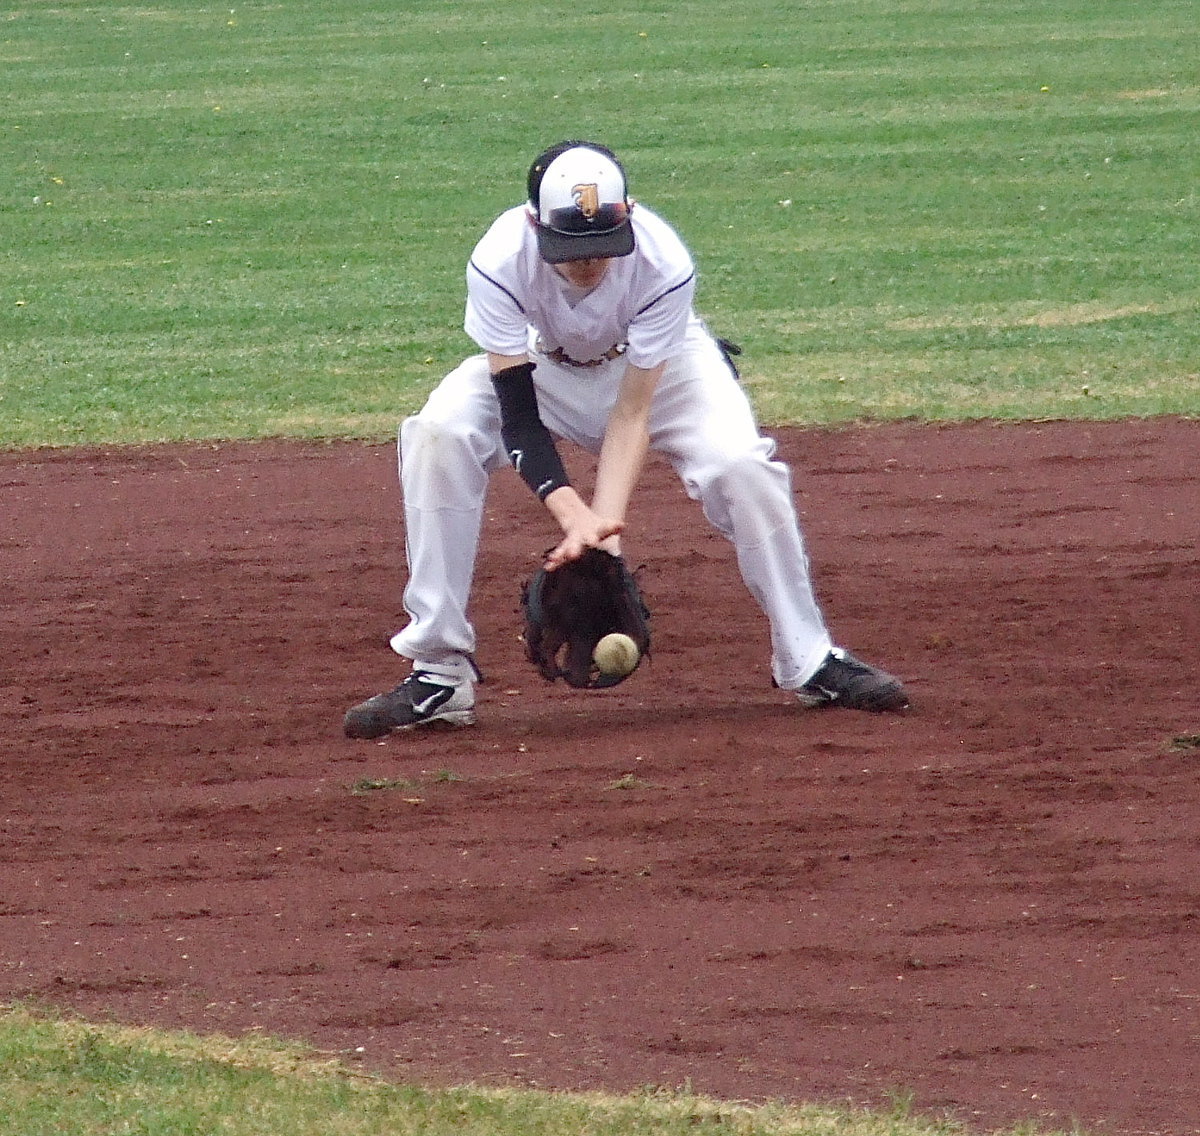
[536,221,635,264]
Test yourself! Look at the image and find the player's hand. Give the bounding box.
[544,518,623,570]
[542,489,623,570]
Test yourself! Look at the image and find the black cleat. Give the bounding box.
[796,648,909,713]
[343,671,476,739]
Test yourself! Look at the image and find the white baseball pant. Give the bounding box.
[389,325,833,689]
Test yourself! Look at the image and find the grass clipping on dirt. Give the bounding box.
[0,1007,1079,1136]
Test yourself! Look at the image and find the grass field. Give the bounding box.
[0,1,1190,1131]
[3,0,1197,447]
[0,1007,1078,1136]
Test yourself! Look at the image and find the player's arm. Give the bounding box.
[489,351,568,502]
[541,360,662,570]
[488,353,623,565]
[587,360,663,544]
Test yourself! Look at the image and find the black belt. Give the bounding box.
[537,340,627,368]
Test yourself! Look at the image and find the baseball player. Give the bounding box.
[344,140,908,737]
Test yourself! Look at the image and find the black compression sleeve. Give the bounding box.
[490,362,571,502]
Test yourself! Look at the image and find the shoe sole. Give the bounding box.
[416,709,477,729]
[343,708,476,739]
[794,689,831,710]
[795,689,910,713]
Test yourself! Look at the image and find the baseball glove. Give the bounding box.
[521,548,651,689]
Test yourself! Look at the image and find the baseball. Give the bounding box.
[593,632,640,678]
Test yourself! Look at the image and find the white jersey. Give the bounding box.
[464,203,699,370]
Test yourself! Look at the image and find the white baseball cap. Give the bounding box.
[529,144,635,263]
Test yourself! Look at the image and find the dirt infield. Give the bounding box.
[2,418,1197,1135]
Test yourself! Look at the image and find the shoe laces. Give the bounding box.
[403,670,458,693]
[410,654,484,685]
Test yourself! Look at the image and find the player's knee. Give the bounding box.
[400,409,500,493]
[402,409,472,457]
[698,448,794,526]
[710,446,786,493]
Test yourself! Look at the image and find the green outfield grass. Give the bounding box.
[3,0,1197,447]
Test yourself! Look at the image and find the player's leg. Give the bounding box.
[391,355,504,665]
[527,334,830,683]
[344,355,502,737]
[650,330,907,711]
[649,331,832,686]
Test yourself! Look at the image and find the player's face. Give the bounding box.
[554,257,612,291]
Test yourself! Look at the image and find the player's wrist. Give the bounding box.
[542,485,586,522]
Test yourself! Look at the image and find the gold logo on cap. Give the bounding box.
[572,183,600,219]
